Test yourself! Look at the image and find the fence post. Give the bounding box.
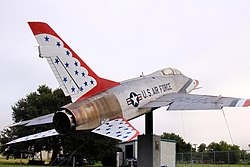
[191,151,193,167]
[243,150,246,167]
[20,153,22,167]
[201,152,203,167]
[182,153,184,167]
[73,156,75,167]
[227,151,230,167]
[214,151,216,167]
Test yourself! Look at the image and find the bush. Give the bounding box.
[101,153,116,166]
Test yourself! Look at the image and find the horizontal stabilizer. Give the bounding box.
[92,118,139,142]
[9,113,53,127]
[6,129,58,145]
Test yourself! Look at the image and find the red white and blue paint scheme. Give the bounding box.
[6,22,250,145]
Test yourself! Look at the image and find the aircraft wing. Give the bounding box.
[7,117,138,145]
[141,93,250,110]
[9,113,54,127]
[6,129,58,145]
[92,117,139,142]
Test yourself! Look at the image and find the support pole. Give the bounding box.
[138,110,161,167]
[73,156,75,167]
[145,112,153,135]
[20,153,22,167]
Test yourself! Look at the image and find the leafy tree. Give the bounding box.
[207,142,222,152]
[0,85,119,165]
[198,143,206,152]
[207,141,240,164]
[161,132,192,153]
[0,85,71,162]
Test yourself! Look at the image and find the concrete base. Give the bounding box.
[137,134,161,167]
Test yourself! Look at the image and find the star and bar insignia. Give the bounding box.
[126,92,142,107]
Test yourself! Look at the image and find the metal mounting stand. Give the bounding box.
[145,112,153,135]
[137,111,161,167]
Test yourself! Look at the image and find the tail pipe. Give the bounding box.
[53,109,76,135]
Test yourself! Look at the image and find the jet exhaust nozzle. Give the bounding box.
[53,109,76,135]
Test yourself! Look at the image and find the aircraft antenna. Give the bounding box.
[222,108,234,145]
[140,72,144,77]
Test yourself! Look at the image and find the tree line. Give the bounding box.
[0,85,118,166]
[161,133,243,164]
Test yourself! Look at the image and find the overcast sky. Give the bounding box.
[1,0,250,149]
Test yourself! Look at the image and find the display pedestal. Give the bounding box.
[137,134,161,167]
[137,111,161,167]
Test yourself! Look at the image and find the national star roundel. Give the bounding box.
[126,92,142,107]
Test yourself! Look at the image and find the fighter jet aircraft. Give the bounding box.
[6,22,250,145]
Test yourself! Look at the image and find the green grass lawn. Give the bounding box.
[2,158,249,167]
[176,164,250,167]
[0,158,106,167]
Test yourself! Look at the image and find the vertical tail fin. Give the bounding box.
[28,22,119,102]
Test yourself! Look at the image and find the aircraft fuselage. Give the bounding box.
[53,69,195,135]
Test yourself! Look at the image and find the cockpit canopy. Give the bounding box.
[161,68,182,75]
[148,67,183,77]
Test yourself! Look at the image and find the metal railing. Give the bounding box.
[176,150,250,167]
